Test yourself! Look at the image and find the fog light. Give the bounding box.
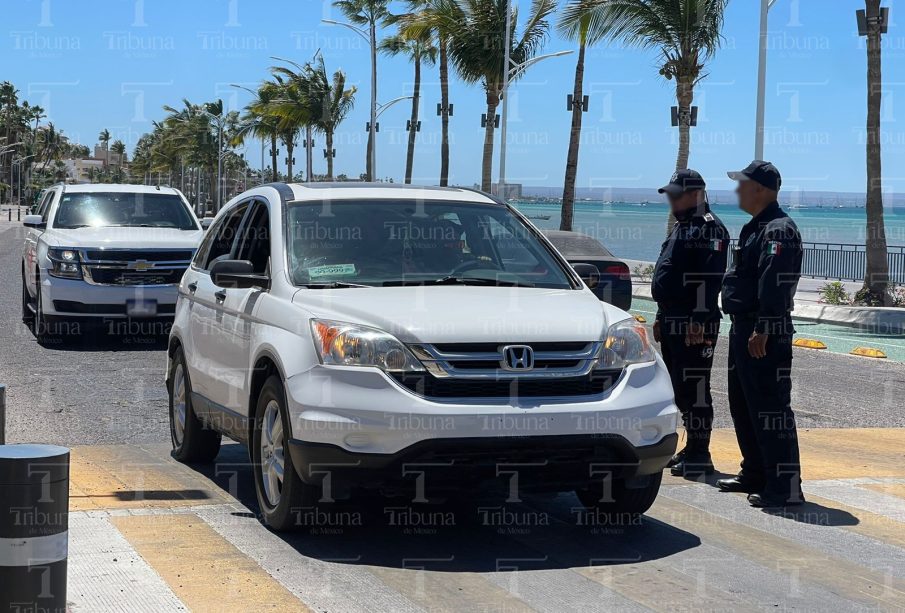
[344,434,372,449]
[640,425,660,442]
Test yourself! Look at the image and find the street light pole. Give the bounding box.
[497,51,572,198]
[323,19,376,181]
[755,0,778,160]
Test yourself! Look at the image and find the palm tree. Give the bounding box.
[431,0,556,192]
[333,0,393,181]
[863,0,890,304]
[557,0,602,231]
[98,128,111,166]
[401,0,454,186]
[380,32,438,184]
[267,58,356,181]
[110,140,126,165]
[573,0,727,174]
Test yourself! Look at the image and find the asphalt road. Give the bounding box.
[1,218,904,447]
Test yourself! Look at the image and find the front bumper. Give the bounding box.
[41,273,178,318]
[284,360,679,489]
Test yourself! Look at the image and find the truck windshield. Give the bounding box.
[53,192,198,230]
[287,200,575,289]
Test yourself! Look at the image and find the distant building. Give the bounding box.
[64,158,105,182]
[93,145,127,167]
[491,182,522,200]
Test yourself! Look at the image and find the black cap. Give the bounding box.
[658,169,706,195]
[727,160,782,191]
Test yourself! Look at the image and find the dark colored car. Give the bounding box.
[543,230,632,311]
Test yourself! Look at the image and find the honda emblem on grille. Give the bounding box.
[501,345,534,371]
[127,260,154,271]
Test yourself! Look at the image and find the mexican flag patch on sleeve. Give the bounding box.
[767,241,782,255]
[710,239,725,252]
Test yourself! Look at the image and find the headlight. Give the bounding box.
[47,248,82,279]
[597,318,656,369]
[310,319,425,372]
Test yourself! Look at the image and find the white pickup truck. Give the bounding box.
[21,183,204,342]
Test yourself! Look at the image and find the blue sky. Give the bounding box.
[3,0,902,194]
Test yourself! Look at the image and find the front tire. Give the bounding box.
[252,375,320,531]
[575,471,663,521]
[168,348,221,463]
[21,271,35,327]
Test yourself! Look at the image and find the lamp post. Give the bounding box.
[755,0,778,160]
[498,51,572,197]
[13,154,36,207]
[323,19,377,181]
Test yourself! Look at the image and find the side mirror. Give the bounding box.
[572,263,600,290]
[210,259,270,290]
[201,217,215,230]
[23,215,45,229]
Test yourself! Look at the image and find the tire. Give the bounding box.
[21,270,35,327]
[252,375,321,531]
[575,471,663,520]
[168,348,221,463]
[32,274,58,345]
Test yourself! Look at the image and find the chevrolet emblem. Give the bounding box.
[128,260,155,271]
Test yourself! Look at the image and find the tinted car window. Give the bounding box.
[53,192,198,230]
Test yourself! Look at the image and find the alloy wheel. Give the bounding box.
[259,399,285,507]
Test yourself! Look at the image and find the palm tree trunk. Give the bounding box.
[439,42,450,187]
[286,139,294,181]
[481,90,499,193]
[270,134,278,182]
[306,125,314,182]
[668,79,695,230]
[326,130,334,181]
[405,54,421,185]
[561,41,586,232]
[864,0,890,303]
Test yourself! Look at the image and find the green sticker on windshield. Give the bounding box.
[308,263,357,278]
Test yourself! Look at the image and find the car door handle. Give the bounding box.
[187,282,197,294]
[215,289,227,303]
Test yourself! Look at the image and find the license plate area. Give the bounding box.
[126,299,158,317]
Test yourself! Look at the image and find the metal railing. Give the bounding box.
[729,240,905,284]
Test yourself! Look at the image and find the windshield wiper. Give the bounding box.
[428,275,535,288]
[301,281,371,289]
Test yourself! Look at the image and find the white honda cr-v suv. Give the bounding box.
[21,183,203,342]
[167,183,678,530]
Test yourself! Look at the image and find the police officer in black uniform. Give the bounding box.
[652,169,729,478]
[719,161,805,508]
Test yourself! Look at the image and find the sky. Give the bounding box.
[2,0,903,195]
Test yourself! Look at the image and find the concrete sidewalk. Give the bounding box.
[59,431,905,612]
[625,258,905,334]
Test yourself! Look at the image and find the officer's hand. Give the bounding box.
[685,322,705,346]
[748,332,768,359]
[653,320,661,344]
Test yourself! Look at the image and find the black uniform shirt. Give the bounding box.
[651,206,730,325]
[721,202,803,334]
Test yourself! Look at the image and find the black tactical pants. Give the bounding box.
[727,317,803,499]
[658,320,717,455]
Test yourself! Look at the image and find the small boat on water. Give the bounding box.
[526,214,551,220]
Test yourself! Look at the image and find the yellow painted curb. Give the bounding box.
[633,314,647,323]
[851,347,887,359]
[793,338,827,350]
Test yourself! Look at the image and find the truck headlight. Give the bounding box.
[597,318,656,369]
[47,248,82,280]
[310,319,425,372]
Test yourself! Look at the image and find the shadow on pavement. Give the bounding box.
[763,501,859,527]
[186,443,702,572]
[33,329,169,352]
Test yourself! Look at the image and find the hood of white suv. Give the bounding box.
[294,286,627,343]
[47,226,203,249]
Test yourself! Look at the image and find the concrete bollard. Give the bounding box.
[0,444,70,612]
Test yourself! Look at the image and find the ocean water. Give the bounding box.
[513,201,905,263]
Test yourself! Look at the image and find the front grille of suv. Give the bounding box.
[80,249,194,287]
[395,341,623,398]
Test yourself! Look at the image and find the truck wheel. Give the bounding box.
[252,375,320,531]
[168,348,221,463]
[575,471,663,520]
[32,276,59,345]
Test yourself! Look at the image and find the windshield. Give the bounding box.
[287,200,575,288]
[53,192,199,230]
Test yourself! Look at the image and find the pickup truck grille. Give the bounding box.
[396,341,622,398]
[80,249,194,287]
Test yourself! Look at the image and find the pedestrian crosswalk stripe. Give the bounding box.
[111,514,310,612]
